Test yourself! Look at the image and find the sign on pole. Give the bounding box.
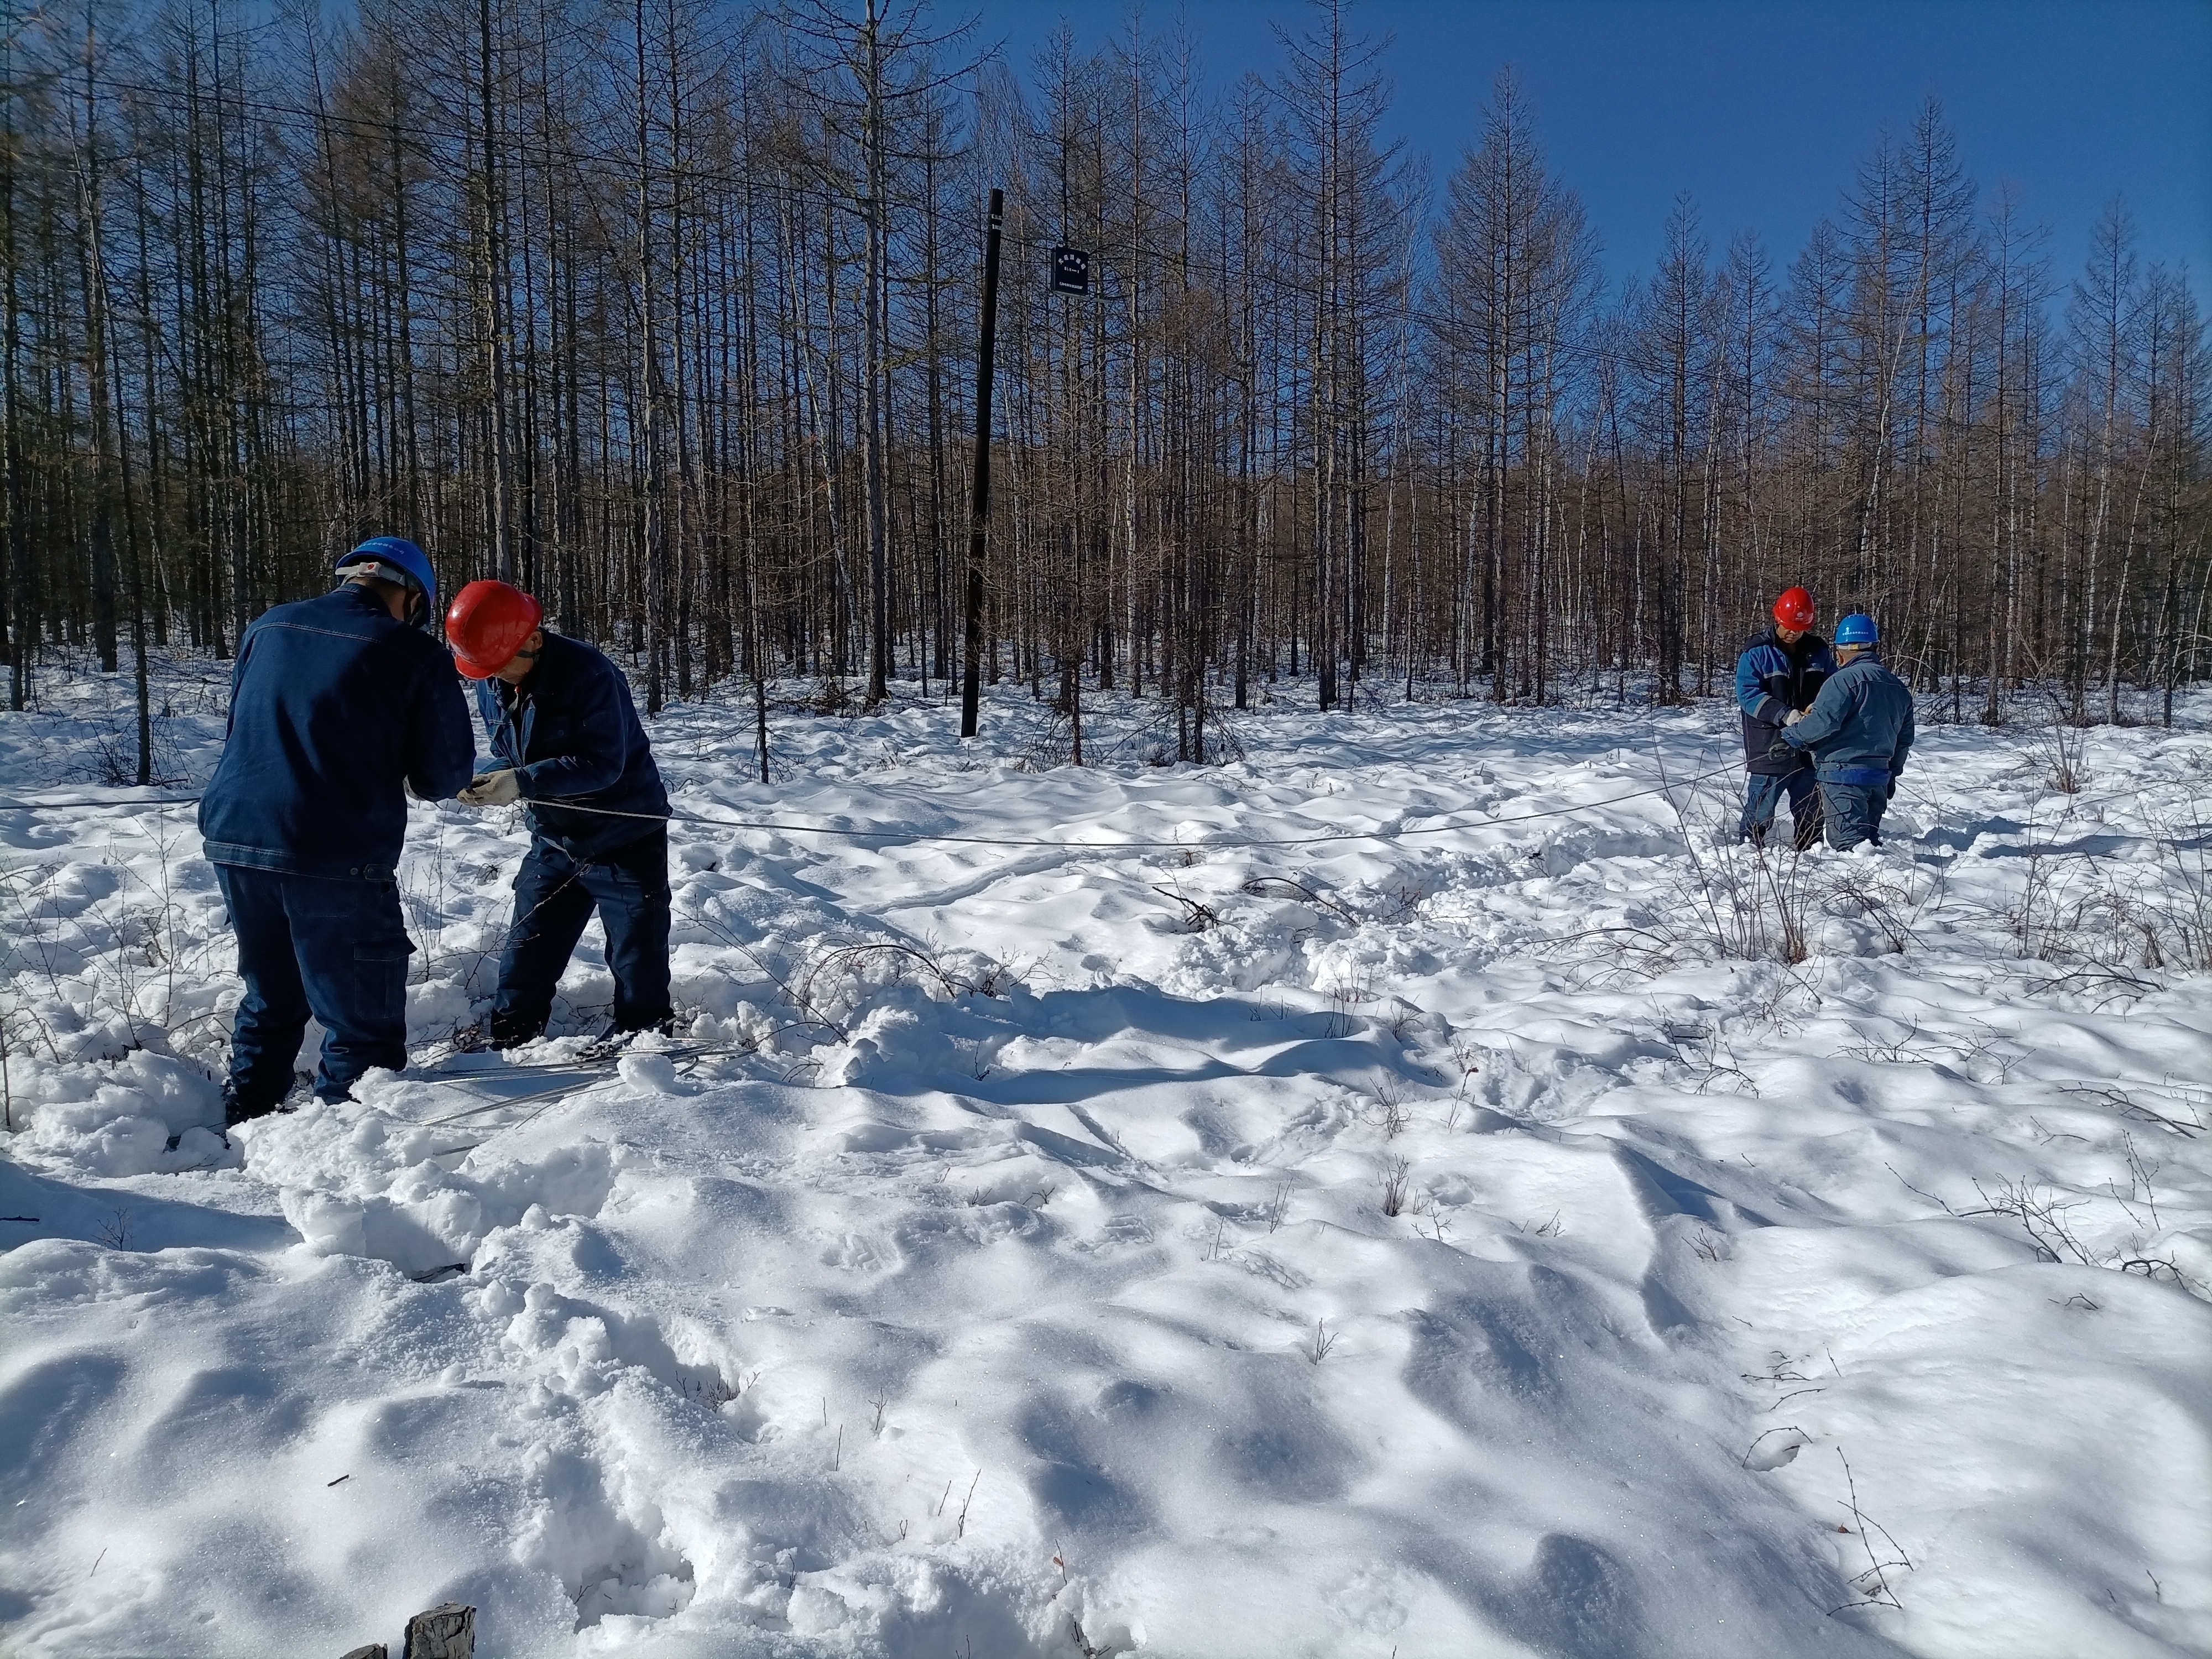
[1050,247,1091,295]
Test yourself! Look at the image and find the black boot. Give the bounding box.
[488,1015,545,1050]
[222,1081,290,1130]
[601,1013,677,1042]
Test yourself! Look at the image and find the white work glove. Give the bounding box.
[457,770,521,807]
[1783,709,1805,726]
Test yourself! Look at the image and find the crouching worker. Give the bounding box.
[1735,586,1833,849]
[1778,612,1915,851]
[199,538,475,1126]
[446,580,675,1047]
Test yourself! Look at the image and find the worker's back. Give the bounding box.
[199,584,473,880]
[1796,654,1916,785]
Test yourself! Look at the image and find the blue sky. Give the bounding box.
[967,0,2211,302]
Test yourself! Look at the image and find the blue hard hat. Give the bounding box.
[337,536,436,609]
[1834,612,1879,648]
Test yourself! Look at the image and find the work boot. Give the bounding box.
[581,1015,679,1061]
[221,1081,295,1131]
[488,1014,546,1050]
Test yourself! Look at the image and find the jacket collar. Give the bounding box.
[504,629,569,696]
[332,581,395,620]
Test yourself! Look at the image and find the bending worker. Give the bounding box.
[1777,612,1915,851]
[199,537,474,1126]
[1734,586,1833,849]
[446,580,675,1047]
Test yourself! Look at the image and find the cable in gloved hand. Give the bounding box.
[458,770,521,807]
[1766,737,1801,764]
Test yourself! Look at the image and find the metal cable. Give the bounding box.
[6,753,2193,849]
[0,760,1749,848]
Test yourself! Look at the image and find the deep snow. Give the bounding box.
[2,664,2209,1658]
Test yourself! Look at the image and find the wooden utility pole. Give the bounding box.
[958,187,1003,740]
[860,0,891,705]
[635,0,666,714]
[479,0,515,583]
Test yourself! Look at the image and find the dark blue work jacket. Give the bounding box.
[1785,653,1917,786]
[1735,627,1834,776]
[199,585,474,880]
[474,632,670,862]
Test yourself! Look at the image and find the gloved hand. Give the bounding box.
[457,770,521,807]
[1783,708,1805,726]
[1766,737,1799,764]
[1885,779,1897,802]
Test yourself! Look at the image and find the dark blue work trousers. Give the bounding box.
[1820,782,1890,851]
[213,864,414,1109]
[490,828,671,1044]
[1738,769,1822,850]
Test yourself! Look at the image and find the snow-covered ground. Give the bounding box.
[3,662,2210,1658]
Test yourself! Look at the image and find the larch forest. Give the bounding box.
[4,0,2207,781]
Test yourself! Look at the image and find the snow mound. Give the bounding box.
[246,1097,623,1277]
[8,1049,223,1176]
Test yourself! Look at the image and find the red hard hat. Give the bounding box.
[1772,586,1817,630]
[446,580,544,680]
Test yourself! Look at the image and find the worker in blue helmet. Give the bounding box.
[1774,612,1915,851]
[197,536,476,1130]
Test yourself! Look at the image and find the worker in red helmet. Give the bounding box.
[1733,587,1835,849]
[446,581,675,1048]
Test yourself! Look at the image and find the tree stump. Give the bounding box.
[401,1603,474,1659]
